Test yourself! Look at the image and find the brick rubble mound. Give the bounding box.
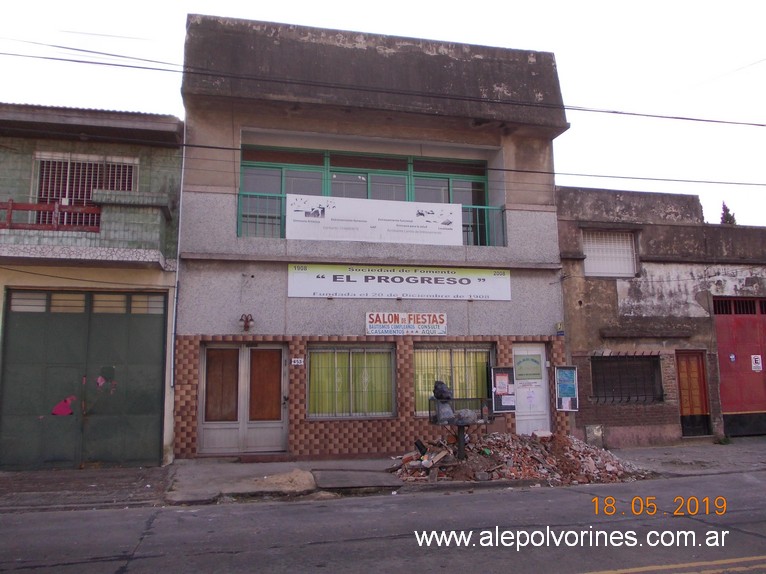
[394,432,654,486]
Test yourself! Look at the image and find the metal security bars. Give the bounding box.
[413,347,492,414]
[307,347,395,418]
[582,230,637,277]
[713,298,759,315]
[33,154,138,230]
[590,355,663,404]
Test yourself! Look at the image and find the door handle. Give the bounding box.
[282,395,289,406]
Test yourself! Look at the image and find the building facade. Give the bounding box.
[0,104,183,469]
[174,16,571,459]
[558,186,766,447]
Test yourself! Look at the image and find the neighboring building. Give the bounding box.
[558,186,766,447]
[0,103,183,469]
[175,15,570,459]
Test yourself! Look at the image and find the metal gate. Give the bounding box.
[714,297,766,436]
[0,290,167,469]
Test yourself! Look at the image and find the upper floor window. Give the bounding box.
[582,230,637,277]
[34,152,138,228]
[238,147,503,246]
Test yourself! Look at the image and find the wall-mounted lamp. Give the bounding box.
[239,313,254,332]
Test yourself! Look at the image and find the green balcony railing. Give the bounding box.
[237,193,506,246]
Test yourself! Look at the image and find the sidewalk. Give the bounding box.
[610,435,766,477]
[0,436,764,512]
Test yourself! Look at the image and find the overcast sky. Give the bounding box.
[1,1,763,225]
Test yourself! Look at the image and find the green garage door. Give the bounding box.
[0,291,166,470]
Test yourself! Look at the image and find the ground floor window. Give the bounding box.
[308,346,395,418]
[414,346,492,414]
[590,355,663,403]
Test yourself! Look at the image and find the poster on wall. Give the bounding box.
[366,312,447,335]
[288,263,511,300]
[555,366,579,411]
[285,193,462,246]
[491,367,515,413]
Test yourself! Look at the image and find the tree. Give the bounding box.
[721,202,737,225]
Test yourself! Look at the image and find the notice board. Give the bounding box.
[491,367,515,413]
[555,366,579,411]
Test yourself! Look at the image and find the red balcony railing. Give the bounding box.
[0,200,101,232]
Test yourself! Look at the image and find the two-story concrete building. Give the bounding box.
[174,15,571,459]
[558,186,766,447]
[4,20,764,467]
[0,104,183,469]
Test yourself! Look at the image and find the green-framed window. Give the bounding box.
[238,147,504,245]
[308,346,395,418]
[413,346,492,414]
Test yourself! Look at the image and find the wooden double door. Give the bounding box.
[199,346,287,454]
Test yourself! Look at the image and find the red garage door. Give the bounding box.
[713,298,766,436]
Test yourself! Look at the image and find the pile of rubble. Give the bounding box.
[390,432,654,486]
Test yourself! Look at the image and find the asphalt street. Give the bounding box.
[1,467,764,573]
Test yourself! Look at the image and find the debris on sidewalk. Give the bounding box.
[390,432,654,486]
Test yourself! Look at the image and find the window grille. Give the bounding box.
[130,294,165,315]
[9,292,47,313]
[34,154,137,228]
[50,293,86,313]
[590,356,662,404]
[714,298,762,315]
[308,347,395,418]
[93,293,128,314]
[413,346,491,414]
[713,299,732,315]
[582,230,637,277]
[734,300,756,314]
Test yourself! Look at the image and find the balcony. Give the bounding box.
[237,193,506,247]
[0,196,175,269]
[0,200,101,232]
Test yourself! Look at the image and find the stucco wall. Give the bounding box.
[177,260,561,337]
[183,16,568,134]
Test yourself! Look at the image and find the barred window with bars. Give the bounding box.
[582,230,637,277]
[413,346,491,414]
[713,298,759,315]
[34,153,138,227]
[590,356,663,404]
[308,346,395,418]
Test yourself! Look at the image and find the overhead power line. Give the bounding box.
[2,123,765,189]
[3,123,765,189]
[1,47,765,129]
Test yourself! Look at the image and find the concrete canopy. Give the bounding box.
[182,15,569,137]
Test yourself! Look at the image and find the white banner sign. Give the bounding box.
[288,264,511,300]
[285,194,462,246]
[366,312,447,335]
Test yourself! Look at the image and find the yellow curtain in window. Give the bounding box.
[414,348,490,413]
[351,351,392,415]
[309,351,349,416]
[310,349,393,417]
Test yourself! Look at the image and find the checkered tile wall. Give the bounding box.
[173,335,569,458]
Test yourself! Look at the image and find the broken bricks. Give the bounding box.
[393,432,653,486]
